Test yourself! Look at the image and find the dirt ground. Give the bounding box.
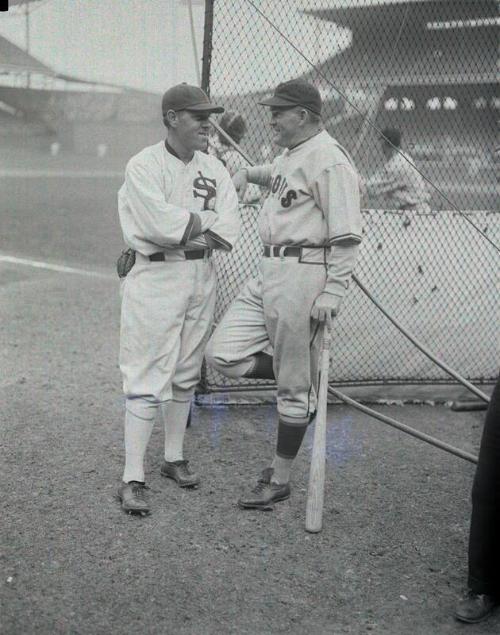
[0,260,498,635]
[1,172,498,634]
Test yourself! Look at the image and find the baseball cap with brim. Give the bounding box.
[258,80,322,115]
[162,83,224,115]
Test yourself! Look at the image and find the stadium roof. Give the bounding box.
[0,35,155,95]
[0,34,54,74]
[304,0,497,86]
[305,0,498,31]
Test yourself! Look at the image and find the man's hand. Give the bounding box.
[232,169,248,201]
[311,292,343,327]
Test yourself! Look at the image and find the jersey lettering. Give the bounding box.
[271,175,282,194]
[279,179,288,197]
[270,173,299,209]
[281,189,298,208]
[193,171,217,209]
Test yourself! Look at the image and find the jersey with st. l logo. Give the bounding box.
[257,130,363,247]
[118,141,239,256]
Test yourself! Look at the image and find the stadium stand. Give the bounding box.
[0,32,163,161]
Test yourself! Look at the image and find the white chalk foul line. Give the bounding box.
[0,254,115,280]
[0,169,123,178]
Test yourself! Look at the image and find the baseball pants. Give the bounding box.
[120,252,216,417]
[206,253,327,423]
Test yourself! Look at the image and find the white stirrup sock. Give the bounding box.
[270,455,294,485]
[160,400,192,463]
[122,409,155,484]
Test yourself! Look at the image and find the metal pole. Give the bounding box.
[328,386,478,464]
[25,0,30,88]
[187,0,201,84]
[201,0,214,93]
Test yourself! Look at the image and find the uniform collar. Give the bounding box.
[164,139,195,164]
[286,129,323,155]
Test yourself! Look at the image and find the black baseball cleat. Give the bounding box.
[117,481,150,516]
[454,591,497,623]
[238,468,291,511]
[160,460,200,488]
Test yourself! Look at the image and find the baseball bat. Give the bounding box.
[305,322,332,533]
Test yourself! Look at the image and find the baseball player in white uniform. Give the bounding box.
[206,79,363,510]
[117,83,240,515]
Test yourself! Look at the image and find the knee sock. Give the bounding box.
[160,400,192,462]
[122,408,155,484]
[271,418,309,484]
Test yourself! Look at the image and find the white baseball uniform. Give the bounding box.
[119,140,240,418]
[206,130,362,423]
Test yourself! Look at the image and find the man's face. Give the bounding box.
[269,106,303,148]
[173,110,212,152]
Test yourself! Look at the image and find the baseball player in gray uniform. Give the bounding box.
[206,79,363,510]
[117,83,240,515]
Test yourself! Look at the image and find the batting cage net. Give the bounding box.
[199,0,498,394]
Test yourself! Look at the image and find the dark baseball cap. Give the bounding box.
[258,80,322,115]
[161,83,224,115]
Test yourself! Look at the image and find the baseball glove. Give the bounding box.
[116,248,136,278]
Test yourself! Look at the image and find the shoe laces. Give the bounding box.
[129,482,149,499]
[174,460,192,477]
[252,478,270,494]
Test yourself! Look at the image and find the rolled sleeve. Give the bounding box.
[204,168,241,251]
[246,164,273,188]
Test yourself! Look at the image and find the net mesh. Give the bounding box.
[205,207,498,390]
[202,0,498,392]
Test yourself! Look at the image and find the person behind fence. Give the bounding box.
[205,79,363,511]
[453,374,500,624]
[365,127,431,217]
[116,83,240,515]
[208,110,262,204]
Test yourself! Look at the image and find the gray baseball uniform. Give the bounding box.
[206,130,362,423]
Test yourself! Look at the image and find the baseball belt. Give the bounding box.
[149,249,212,261]
[263,245,328,258]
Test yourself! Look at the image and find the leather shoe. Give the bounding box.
[117,481,150,515]
[160,460,200,488]
[238,468,291,511]
[454,591,497,623]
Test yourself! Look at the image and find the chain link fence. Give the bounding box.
[204,0,497,212]
[204,206,498,391]
[200,0,498,392]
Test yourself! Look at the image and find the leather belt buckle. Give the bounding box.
[185,249,211,260]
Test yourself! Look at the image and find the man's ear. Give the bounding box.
[299,108,309,124]
[163,109,177,128]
